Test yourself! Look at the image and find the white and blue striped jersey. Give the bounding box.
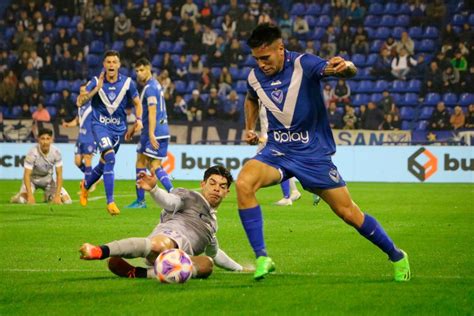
[86,74,139,135]
[247,50,335,157]
[77,101,94,143]
[140,77,169,139]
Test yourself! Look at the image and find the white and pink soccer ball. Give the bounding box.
[154,249,193,284]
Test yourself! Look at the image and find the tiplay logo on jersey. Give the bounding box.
[407,147,438,182]
[99,115,121,125]
[273,130,309,143]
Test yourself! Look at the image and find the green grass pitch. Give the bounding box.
[0,180,473,314]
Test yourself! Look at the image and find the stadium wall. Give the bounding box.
[0,144,472,183]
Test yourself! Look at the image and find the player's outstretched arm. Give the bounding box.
[137,172,182,212]
[244,93,260,145]
[324,56,357,78]
[51,166,63,204]
[205,240,243,271]
[23,168,35,204]
[77,72,104,106]
[125,96,143,141]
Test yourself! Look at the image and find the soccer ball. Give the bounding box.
[154,249,193,284]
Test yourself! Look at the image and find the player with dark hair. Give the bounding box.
[79,165,243,279]
[126,57,174,209]
[77,50,143,215]
[10,128,72,205]
[62,83,98,190]
[237,24,410,281]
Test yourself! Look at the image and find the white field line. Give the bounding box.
[1,268,472,280]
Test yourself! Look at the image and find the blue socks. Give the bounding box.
[77,163,86,173]
[85,161,104,189]
[103,151,115,204]
[239,205,267,258]
[135,167,147,202]
[280,180,290,199]
[357,213,404,262]
[155,167,173,192]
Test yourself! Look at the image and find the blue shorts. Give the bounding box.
[92,124,121,153]
[137,135,169,159]
[74,141,97,155]
[254,143,346,190]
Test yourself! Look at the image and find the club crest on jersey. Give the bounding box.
[108,92,116,100]
[329,168,340,183]
[271,89,283,104]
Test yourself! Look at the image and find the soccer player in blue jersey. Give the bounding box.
[237,24,411,281]
[62,84,97,183]
[78,50,143,215]
[126,58,174,209]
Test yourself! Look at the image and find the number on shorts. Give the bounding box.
[100,137,112,148]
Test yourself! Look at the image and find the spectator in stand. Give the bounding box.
[208,36,226,66]
[82,0,96,27]
[459,23,473,46]
[37,35,54,59]
[171,94,187,121]
[157,70,172,96]
[441,23,459,47]
[188,54,203,81]
[382,36,397,57]
[114,13,132,41]
[378,90,395,114]
[0,70,17,111]
[434,51,452,71]
[228,0,242,21]
[53,28,69,56]
[410,54,427,79]
[28,51,43,71]
[396,32,415,56]
[305,40,317,55]
[58,89,76,122]
[205,88,222,120]
[161,53,176,80]
[151,2,165,33]
[200,67,214,93]
[278,12,293,41]
[102,0,115,39]
[327,101,343,129]
[429,102,451,130]
[222,14,237,36]
[225,38,244,67]
[124,0,139,21]
[178,15,194,43]
[12,23,27,51]
[237,12,256,40]
[181,0,200,23]
[74,22,91,51]
[425,0,446,26]
[337,23,352,54]
[187,89,204,122]
[409,0,426,27]
[442,65,460,93]
[21,62,38,86]
[371,48,392,79]
[20,104,32,119]
[248,0,260,18]
[379,114,398,131]
[357,104,367,129]
[321,26,338,57]
[160,10,178,41]
[57,50,75,80]
[451,50,468,79]
[138,0,152,30]
[184,21,203,55]
[334,79,351,107]
[200,1,213,26]
[332,0,346,19]
[450,106,466,130]
[122,38,136,68]
[364,102,384,130]
[391,48,417,80]
[202,25,217,53]
[92,14,105,41]
[351,35,369,55]
[322,84,334,109]
[175,55,189,81]
[257,11,273,25]
[343,105,357,129]
[286,37,303,52]
[292,16,309,39]
[345,1,366,27]
[461,66,474,93]
[424,61,443,92]
[223,90,240,122]
[32,102,50,122]
[465,104,474,129]
[391,110,402,130]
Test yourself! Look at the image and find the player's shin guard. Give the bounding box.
[103,151,115,204]
[85,161,104,189]
[357,213,404,262]
[280,180,291,199]
[105,238,152,259]
[238,205,267,258]
[155,167,173,192]
[136,168,147,201]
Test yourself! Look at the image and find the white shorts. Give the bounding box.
[19,181,70,202]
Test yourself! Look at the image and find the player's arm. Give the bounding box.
[51,166,63,204]
[125,96,143,141]
[137,172,183,212]
[62,116,79,128]
[244,92,260,145]
[205,238,243,271]
[77,72,104,106]
[147,91,159,149]
[23,168,35,204]
[323,56,357,78]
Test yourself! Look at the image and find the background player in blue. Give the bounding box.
[62,83,98,192]
[77,50,143,215]
[126,58,174,209]
[236,24,411,281]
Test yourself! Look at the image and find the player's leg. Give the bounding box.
[82,153,99,192]
[74,153,85,173]
[315,186,410,281]
[11,182,35,204]
[236,159,280,279]
[60,187,72,204]
[288,177,302,201]
[149,138,173,192]
[126,153,148,208]
[275,179,292,206]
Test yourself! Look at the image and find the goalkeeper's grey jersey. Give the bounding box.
[24,145,62,187]
[159,188,217,255]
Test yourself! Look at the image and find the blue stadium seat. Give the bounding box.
[346,81,358,93]
[400,106,415,120]
[240,40,251,54]
[239,67,251,80]
[417,39,435,52]
[458,93,474,106]
[370,93,383,103]
[290,3,305,16]
[401,120,411,130]
[398,3,411,14]
[365,53,378,66]
[383,3,399,14]
[174,80,187,94]
[201,93,209,104]
[306,3,321,15]
[210,67,221,78]
[390,80,406,93]
[379,15,396,27]
[212,16,224,28]
[352,94,369,106]
[364,15,380,27]
[151,54,162,67]
[390,93,402,104]
[419,107,433,120]
[42,80,56,94]
[391,27,406,39]
[374,80,389,92]
[415,120,428,131]
[423,26,439,39]
[242,55,257,67]
[71,80,82,93]
[452,14,465,26]
[86,54,100,67]
[442,93,458,107]
[46,106,57,117]
[310,27,325,40]
[45,93,60,107]
[11,105,22,118]
[69,15,82,28]
[186,81,197,94]
[374,27,391,39]
[316,15,331,27]
[369,40,383,53]
[399,93,418,106]
[229,67,239,80]
[406,79,421,93]
[56,80,69,93]
[111,41,124,52]
[356,80,372,93]
[305,15,317,28]
[321,3,331,14]
[351,54,366,67]
[469,13,474,26]
[89,41,105,54]
[171,42,184,54]
[56,15,71,28]
[368,3,384,15]
[216,5,229,16]
[158,41,173,53]
[408,26,423,39]
[423,93,441,106]
[235,80,247,94]
[395,15,410,27]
